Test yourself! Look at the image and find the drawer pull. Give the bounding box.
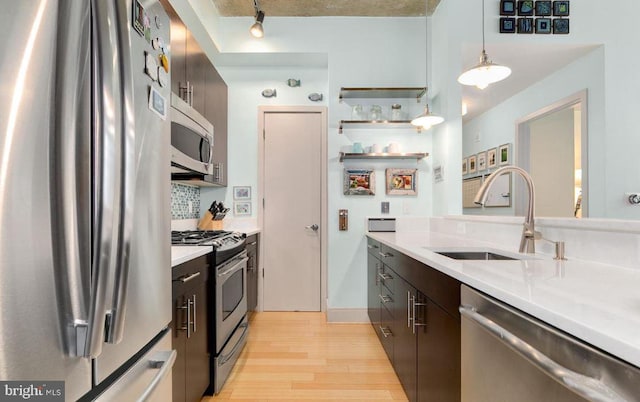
[367,244,379,249]
[379,326,393,338]
[174,271,201,283]
[377,272,393,281]
[379,294,393,304]
[378,251,393,258]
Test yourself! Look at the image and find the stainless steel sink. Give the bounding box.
[434,251,518,261]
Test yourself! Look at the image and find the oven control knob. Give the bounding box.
[212,240,221,248]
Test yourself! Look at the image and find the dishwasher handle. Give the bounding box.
[459,306,627,402]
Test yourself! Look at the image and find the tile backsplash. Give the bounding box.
[171,183,200,219]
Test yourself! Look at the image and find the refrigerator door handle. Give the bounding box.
[139,350,177,401]
[104,0,137,345]
[84,0,126,357]
[50,0,95,358]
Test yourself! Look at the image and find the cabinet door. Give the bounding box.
[184,281,210,402]
[393,277,417,402]
[417,299,461,402]
[246,235,258,312]
[163,2,186,96]
[367,254,380,326]
[204,63,228,186]
[185,32,206,113]
[170,294,187,402]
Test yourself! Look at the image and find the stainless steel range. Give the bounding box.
[171,230,249,394]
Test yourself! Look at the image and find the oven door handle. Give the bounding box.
[218,256,248,278]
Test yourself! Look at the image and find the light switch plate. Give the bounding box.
[381,202,390,214]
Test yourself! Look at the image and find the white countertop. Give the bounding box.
[171,246,212,267]
[367,231,640,369]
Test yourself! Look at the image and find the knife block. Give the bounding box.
[197,211,224,231]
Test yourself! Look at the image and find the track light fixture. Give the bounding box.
[250,0,265,38]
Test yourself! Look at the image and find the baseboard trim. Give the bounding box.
[326,308,370,323]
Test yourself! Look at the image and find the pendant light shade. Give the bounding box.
[411,105,444,130]
[458,0,511,89]
[458,50,511,89]
[410,1,444,131]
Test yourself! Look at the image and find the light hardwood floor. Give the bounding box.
[202,312,408,401]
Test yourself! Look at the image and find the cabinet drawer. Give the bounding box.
[378,303,394,362]
[379,265,394,295]
[367,238,381,256]
[172,254,210,295]
[381,244,460,319]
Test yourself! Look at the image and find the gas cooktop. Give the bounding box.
[171,230,246,255]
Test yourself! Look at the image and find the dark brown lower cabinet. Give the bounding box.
[246,234,259,312]
[171,255,211,402]
[367,237,461,402]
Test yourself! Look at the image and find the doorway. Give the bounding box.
[258,107,327,311]
[516,91,588,218]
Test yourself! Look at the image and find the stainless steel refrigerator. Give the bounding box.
[0,0,174,400]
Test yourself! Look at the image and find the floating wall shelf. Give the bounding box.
[339,152,429,162]
[339,87,427,103]
[339,120,421,134]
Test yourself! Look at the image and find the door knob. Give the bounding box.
[305,224,319,231]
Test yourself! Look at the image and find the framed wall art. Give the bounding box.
[487,148,498,169]
[500,0,516,15]
[535,18,552,34]
[553,1,570,16]
[233,186,251,200]
[535,1,552,16]
[462,157,468,175]
[386,168,417,195]
[477,151,487,172]
[499,143,512,165]
[234,201,251,216]
[344,169,375,195]
[468,155,477,174]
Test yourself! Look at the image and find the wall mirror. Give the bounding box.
[457,1,637,220]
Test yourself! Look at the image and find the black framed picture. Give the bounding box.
[535,18,552,34]
[500,0,516,16]
[553,18,570,34]
[553,1,570,16]
[500,17,517,33]
[517,17,534,33]
[535,1,552,16]
[518,1,535,16]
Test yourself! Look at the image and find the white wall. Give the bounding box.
[461,48,604,216]
[196,16,430,312]
[445,0,640,220]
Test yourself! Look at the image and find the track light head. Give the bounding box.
[250,10,265,38]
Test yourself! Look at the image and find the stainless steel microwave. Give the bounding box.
[170,93,215,179]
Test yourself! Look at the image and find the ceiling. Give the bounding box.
[211,0,441,17]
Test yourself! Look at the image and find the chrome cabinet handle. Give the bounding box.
[192,294,197,334]
[411,294,427,334]
[407,291,412,328]
[367,244,379,250]
[174,271,201,283]
[379,294,392,304]
[178,298,193,338]
[379,326,392,338]
[248,241,257,246]
[378,272,392,281]
[459,306,627,402]
[140,350,177,401]
[378,251,393,258]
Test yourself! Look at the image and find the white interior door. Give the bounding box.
[263,111,322,311]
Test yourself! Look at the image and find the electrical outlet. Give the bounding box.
[381,202,390,214]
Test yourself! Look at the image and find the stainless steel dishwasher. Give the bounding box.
[460,285,640,402]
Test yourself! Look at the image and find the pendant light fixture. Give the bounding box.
[458,0,511,89]
[411,1,444,130]
[250,0,265,38]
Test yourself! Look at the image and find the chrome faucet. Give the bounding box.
[474,166,540,254]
